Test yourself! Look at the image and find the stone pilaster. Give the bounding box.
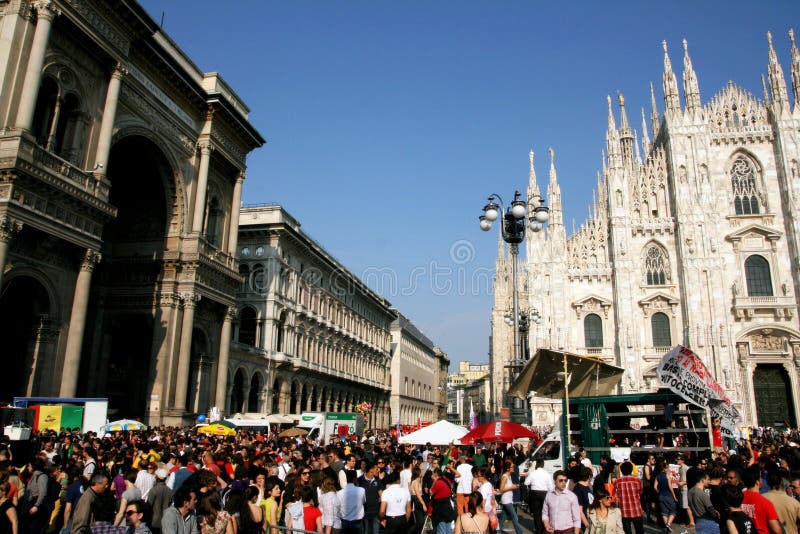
[227,174,244,254]
[215,307,234,410]
[173,292,200,412]
[192,142,213,232]
[16,1,60,131]
[60,249,101,397]
[94,63,128,182]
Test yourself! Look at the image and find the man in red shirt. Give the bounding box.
[741,466,782,534]
[614,461,644,534]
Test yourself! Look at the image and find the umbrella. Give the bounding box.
[397,420,469,445]
[460,421,537,444]
[103,419,147,432]
[278,427,308,438]
[197,424,237,436]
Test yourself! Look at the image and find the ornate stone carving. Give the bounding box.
[749,332,784,351]
[80,249,101,272]
[180,292,201,309]
[119,84,195,155]
[0,217,23,242]
[63,0,129,55]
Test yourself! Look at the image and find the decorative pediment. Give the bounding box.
[638,291,679,317]
[571,294,612,319]
[726,223,782,252]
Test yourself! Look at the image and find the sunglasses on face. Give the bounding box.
[125,510,139,516]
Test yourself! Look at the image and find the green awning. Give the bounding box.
[507,348,625,399]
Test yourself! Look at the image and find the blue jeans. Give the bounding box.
[498,503,523,534]
[362,514,380,534]
[696,518,720,534]
[435,520,453,534]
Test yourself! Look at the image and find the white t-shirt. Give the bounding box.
[500,473,515,505]
[479,481,495,512]
[399,469,412,491]
[456,463,474,495]
[381,484,410,518]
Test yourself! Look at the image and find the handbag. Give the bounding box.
[487,508,499,531]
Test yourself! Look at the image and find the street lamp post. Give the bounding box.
[479,190,549,421]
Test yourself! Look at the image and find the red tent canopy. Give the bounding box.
[460,421,537,444]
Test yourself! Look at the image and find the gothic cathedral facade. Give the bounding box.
[492,33,800,428]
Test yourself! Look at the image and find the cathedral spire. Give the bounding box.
[606,95,622,169]
[618,93,634,165]
[662,40,681,115]
[528,149,540,198]
[762,74,771,105]
[682,39,702,115]
[547,147,563,228]
[767,31,790,114]
[650,82,661,138]
[497,230,506,261]
[641,107,651,156]
[788,29,800,110]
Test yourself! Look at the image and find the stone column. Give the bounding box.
[0,218,22,290]
[227,174,244,254]
[15,1,60,131]
[60,249,100,397]
[191,142,213,232]
[147,293,180,424]
[174,292,200,411]
[94,64,127,177]
[215,307,234,410]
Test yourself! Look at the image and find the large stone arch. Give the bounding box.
[0,273,57,397]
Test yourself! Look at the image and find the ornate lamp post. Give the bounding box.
[479,190,548,420]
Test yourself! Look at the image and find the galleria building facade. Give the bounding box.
[0,0,450,426]
[492,33,800,428]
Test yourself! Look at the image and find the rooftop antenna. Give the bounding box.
[160,11,165,29]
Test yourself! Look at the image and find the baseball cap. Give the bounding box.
[155,468,168,480]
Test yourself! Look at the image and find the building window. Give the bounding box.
[238,307,257,346]
[205,196,223,247]
[745,255,773,296]
[584,313,603,348]
[644,245,669,285]
[651,312,671,347]
[731,157,761,215]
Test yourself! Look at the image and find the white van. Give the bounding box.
[530,431,565,474]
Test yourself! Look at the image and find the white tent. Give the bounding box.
[398,420,469,446]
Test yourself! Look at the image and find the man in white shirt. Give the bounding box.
[338,470,366,534]
[379,472,411,534]
[448,452,474,515]
[525,459,554,534]
[398,458,413,491]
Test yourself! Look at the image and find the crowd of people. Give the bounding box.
[0,424,800,534]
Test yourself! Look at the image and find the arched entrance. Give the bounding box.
[187,329,213,414]
[231,369,246,414]
[248,373,261,412]
[0,275,52,398]
[754,364,795,427]
[83,135,172,417]
[106,314,152,416]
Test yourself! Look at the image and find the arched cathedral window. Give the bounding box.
[651,312,671,347]
[644,245,670,285]
[731,157,761,215]
[584,313,603,348]
[745,255,773,296]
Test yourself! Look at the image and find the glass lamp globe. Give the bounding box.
[483,202,500,221]
[511,202,526,219]
[534,208,550,223]
[529,221,543,232]
[479,216,492,231]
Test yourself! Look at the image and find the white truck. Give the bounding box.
[298,412,364,444]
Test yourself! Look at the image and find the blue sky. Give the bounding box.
[139,0,798,369]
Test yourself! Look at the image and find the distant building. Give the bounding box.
[447,361,490,425]
[235,204,396,428]
[389,312,449,425]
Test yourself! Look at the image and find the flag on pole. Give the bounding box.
[469,399,478,430]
